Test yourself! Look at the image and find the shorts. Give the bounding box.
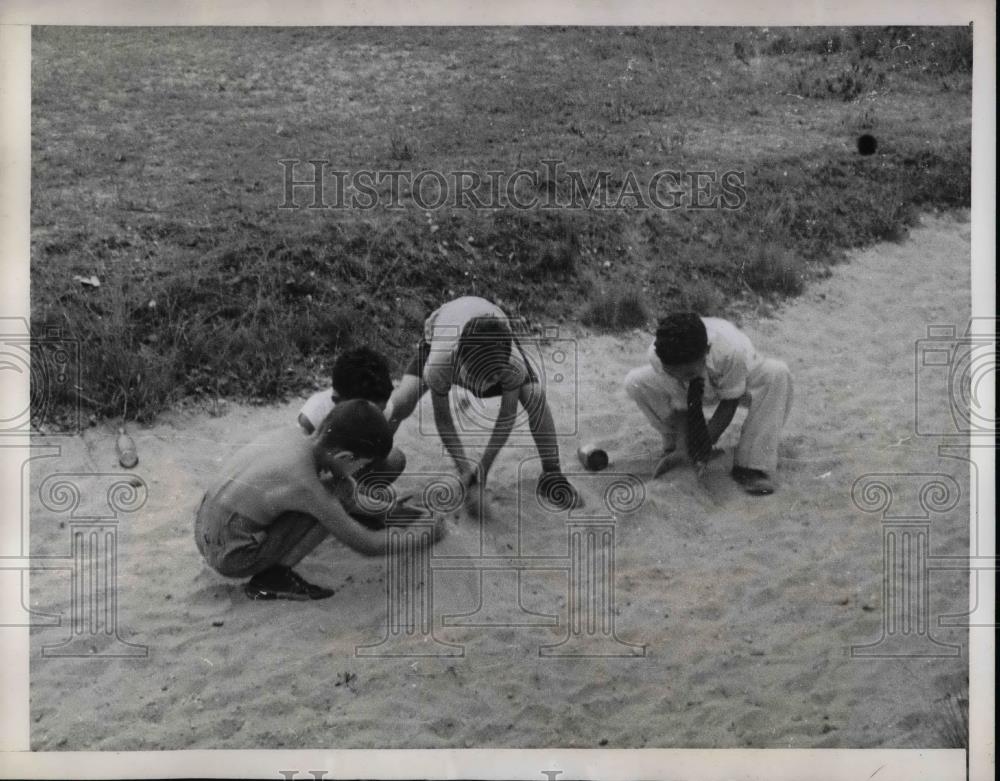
[194,495,322,579]
[403,337,539,398]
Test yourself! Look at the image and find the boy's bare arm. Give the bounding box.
[306,486,446,556]
[386,374,421,435]
[431,390,470,473]
[478,388,519,479]
[297,413,316,435]
[312,492,388,556]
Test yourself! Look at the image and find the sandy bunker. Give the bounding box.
[28,214,970,750]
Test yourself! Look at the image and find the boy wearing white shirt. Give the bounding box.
[624,313,792,495]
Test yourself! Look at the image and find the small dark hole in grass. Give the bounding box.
[857,134,878,156]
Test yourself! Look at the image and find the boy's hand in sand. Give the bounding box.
[459,467,485,518]
[652,447,725,478]
[652,449,686,477]
[432,513,449,542]
[458,463,480,490]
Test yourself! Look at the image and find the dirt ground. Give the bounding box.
[28,213,970,750]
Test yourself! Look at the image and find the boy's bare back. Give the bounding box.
[205,427,349,527]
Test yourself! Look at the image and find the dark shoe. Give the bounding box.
[244,566,335,601]
[386,502,430,524]
[536,472,585,511]
[731,465,775,496]
[348,507,388,531]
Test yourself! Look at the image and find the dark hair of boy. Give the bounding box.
[654,313,709,366]
[331,347,393,404]
[456,315,513,366]
[317,399,393,460]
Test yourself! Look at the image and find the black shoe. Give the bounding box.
[536,472,585,511]
[244,566,335,601]
[386,502,430,523]
[348,507,388,531]
[731,465,775,495]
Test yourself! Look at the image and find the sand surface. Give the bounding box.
[28,213,971,749]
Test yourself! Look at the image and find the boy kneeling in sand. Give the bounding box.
[625,313,792,495]
[387,296,583,511]
[195,399,444,601]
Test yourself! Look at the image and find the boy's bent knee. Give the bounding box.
[760,358,791,382]
[518,380,549,411]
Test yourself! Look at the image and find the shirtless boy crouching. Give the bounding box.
[194,399,445,601]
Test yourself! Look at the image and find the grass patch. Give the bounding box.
[582,287,649,331]
[30,27,971,424]
[739,243,805,297]
[933,691,969,749]
[792,57,886,101]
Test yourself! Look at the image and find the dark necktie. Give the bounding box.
[685,376,712,464]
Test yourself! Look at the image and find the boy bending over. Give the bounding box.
[387,296,583,511]
[625,313,792,495]
[195,399,444,601]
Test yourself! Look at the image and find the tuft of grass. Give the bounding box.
[676,276,725,314]
[739,243,805,297]
[793,56,886,101]
[582,286,649,331]
[388,132,416,162]
[485,210,582,280]
[760,27,972,77]
[765,30,845,57]
[868,199,918,243]
[851,26,973,75]
[933,692,969,749]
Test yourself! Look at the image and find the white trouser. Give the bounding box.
[623,359,793,473]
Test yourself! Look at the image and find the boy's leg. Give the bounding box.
[198,503,334,600]
[193,493,214,561]
[519,380,562,473]
[734,358,793,474]
[264,513,331,568]
[624,365,686,452]
[519,381,584,510]
[243,513,335,600]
